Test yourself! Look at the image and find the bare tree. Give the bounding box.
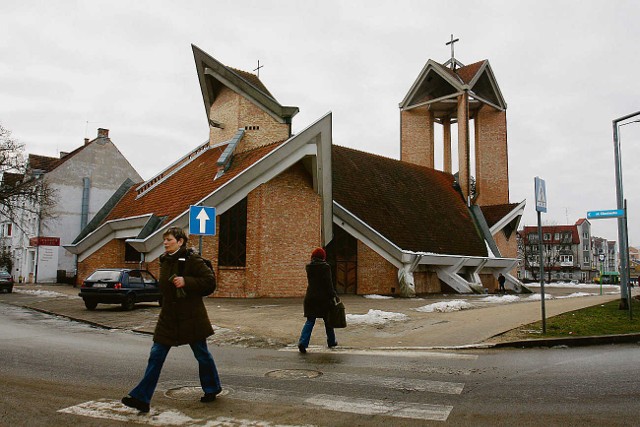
[0,124,57,233]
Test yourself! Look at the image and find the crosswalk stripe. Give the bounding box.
[279,346,478,359]
[226,386,453,422]
[306,394,453,421]
[319,371,464,394]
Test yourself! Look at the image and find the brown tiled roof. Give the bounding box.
[455,60,486,84]
[229,67,274,99]
[29,142,91,173]
[480,203,520,228]
[2,172,24,187]
[102,141,283,226]
[28,154,61,172]
[332,145,487,256]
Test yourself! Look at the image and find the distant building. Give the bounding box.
[0,129,142,283]
[519,219,620,283]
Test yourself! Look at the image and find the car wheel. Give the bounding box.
[84,299,98,310]
[122,294,136,311]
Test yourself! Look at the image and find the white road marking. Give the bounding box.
[58,399,311,426]
[306,394,453,421]
[319,371,465,394]
[279,346,478,359]
[226,386,454,422]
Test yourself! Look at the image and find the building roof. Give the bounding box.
[332,145,487,256]
[400,58,507,116]
[192,44,299,125]
[521,225,580,244]
[102,141,283,225]
[480,203,521,228]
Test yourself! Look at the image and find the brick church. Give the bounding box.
[65,43,526,297]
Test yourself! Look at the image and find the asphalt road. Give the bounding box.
[2,303,640,426]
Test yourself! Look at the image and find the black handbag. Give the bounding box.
[327,297,347,328]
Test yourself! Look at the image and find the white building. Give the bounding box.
[0,129,142,283]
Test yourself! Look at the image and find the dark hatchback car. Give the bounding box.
[78,268,161,310]
[0,271,13,293]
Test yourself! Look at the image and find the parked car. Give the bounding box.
[78,268,161,310]
[0,271,13,293]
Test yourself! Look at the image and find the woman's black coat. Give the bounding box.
[303,258,337,318]
[153,247,216,346]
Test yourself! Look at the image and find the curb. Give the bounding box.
[490,333,640,348]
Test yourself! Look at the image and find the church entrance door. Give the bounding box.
[327,225,357,294]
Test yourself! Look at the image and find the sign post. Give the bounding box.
[587,205,632,319]
[189,205,216,255]
[534,177,547,334]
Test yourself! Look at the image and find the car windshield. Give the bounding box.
[86,270,122,281]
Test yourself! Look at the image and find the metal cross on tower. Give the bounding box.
[444,34,465,70]
[253,60,264,78]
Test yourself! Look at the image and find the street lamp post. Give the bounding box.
[612,111,640,313]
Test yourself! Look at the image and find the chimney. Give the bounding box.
[97,128,109,138]
[84,138,90,145]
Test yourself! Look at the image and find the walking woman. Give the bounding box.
[121,227,221,413]
[297,247,338,353]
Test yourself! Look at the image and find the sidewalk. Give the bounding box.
[6,283,639,350]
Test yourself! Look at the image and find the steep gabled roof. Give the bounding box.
[332,145,486,256]
[399,58,506,117]
[28,137,103,173]
[192,44,299,125]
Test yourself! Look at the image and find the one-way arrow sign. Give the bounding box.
[189,206,216,236]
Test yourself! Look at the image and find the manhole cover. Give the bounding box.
[165,386,230,400]
[265,369,322,379]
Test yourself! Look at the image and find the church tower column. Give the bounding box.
[457,92,470,201]
[474,105,508,205]
[442,117,452,173]
[400,106,435,168]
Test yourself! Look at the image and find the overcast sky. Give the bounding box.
[2,0,640,245]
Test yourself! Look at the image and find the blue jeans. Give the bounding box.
[129,340,222,404]
[298,317,337,348]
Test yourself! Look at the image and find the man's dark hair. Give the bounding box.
[163,226,188,247]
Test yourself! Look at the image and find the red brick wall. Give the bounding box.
[474,106,509,205]
[243,162,321,297]
[357,243,398,295]
[400,107,434,168]
[208,86,290,152]
[494,229,518,276]
[76,239,142,284]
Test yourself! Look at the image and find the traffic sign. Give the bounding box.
[534,177,547,213]
[587,209,624,219]
[189,205,216,236]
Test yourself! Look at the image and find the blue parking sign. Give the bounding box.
[189,206,216,236]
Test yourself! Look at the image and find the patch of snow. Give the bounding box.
[525,293,555,301]
[363,294,394,299]
[346,309,409,325]
[413,300,473,313]
[14,289,66,298]
[478,295,521,303]
[556,292,595,299]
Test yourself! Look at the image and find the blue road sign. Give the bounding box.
[189,206,216,235]
[587,209,625,219]
[534,177,547,213]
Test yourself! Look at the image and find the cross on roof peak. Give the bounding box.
[443,34,465,71]
[253,60,264,78]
